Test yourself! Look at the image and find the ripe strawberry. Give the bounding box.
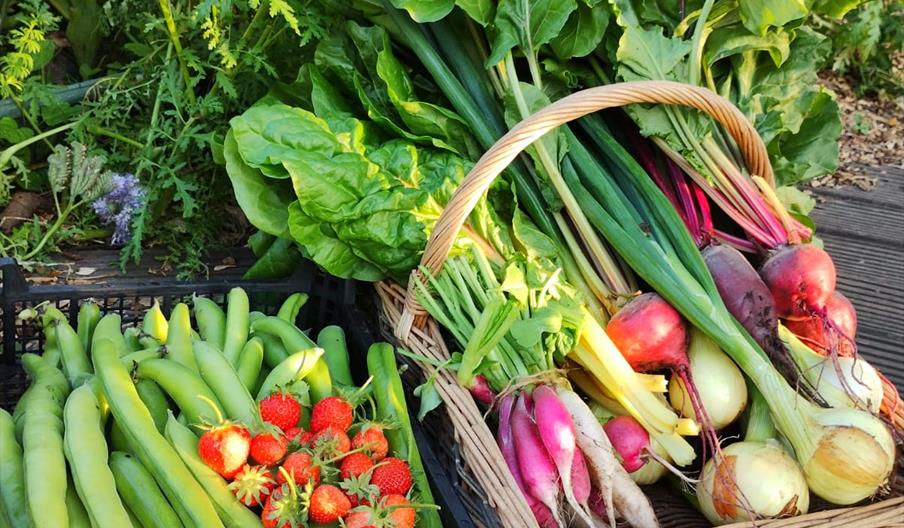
[370,458,412,496]
[250,431,288,466]
[307,484,351,524]
[343,511,377,528]
[198,423,251,479]
[311,426,350,459]
[277,451,320,486]
[340,452,373,480]
[228,465,276,507]
[260,391,302,431]
[352,426,389,461]
[384,494,416,528]
[309,396,353,433]
[285,427,314,448]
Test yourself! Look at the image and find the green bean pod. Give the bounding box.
[110,419,132,453]
[110,451,184,528]
[94,338,223,528]
[76,302,101,357]
[193,295,227,350]
[194,341,259,427]
[367,343,441,528]
[43,321,62,368]
[14,353,69,440]
[136,378,171,433]
[306,359,333,403]
[55,319,92,386]
[143,301,168,343]
[166,303,198,373]
[65,474,92,528]
[255,347,325,400]
[124,327,144,351]
[316,325,354,387]
[235,337,265,394]
[92,313,128,357]
[250,316,316,351]
[120,347,165,368]
[277,293,308,323]
[164,415,262,528]
[223,288,250,367]
[0,410,27,528]
[64,384,133,526]
[136,358,223,427]
[22,365,68,527]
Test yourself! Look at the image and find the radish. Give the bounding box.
[602,416,649,473]
[511,393,565,527]
[784,291,857,357]
[532,385,595,526]
[702,243,824,404]
[557,388,657,528]
[760,244,836,318]
[605,293,722,462]
[470,374,496,405]
[497,394,558,528]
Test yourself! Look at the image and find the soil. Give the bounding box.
[815,64,904,190]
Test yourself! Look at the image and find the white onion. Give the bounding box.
[668,330,747,429]
[697,440,809,525]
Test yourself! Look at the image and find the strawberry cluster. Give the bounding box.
[197,391,418,528]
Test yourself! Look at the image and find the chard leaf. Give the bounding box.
[738,0,809,36]
[767,89,841,185]
[704,26,792,69]
[243,237,302,280]
[229,105,342,179]
[486,0,578,66]
[456,0,496,25]
[550,3,610,59]
[388,0,455,22]
[287,201,385,281]
[223,131,294,237]
[812,0,866,19]
[512,209,558,260]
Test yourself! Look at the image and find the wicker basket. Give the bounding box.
[375,80,904,527]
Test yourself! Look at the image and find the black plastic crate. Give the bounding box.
[0,256,473,528]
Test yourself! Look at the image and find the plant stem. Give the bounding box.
[21,200,81,260]
[11,98,53,149]
[688,0,716,87]
[158,0,197,106]
[87,125,143,148]
[0,121,79,171]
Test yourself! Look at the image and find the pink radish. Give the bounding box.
[470,374,496,405]
[760,244,836,318]
[603,416,650,473]
[511,393,565,527]
[532,385,595,526]
[497,395,558,528]
[784,291,857,357]
[571,447,592,507]
[605,293,722,462]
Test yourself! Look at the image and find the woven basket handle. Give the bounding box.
[397,80,772,332]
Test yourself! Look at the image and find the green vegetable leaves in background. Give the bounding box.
[738,0,809,36]
[389,0,456,22]
[486,0,578,66]
[243,237,303,279]
[550,2,611,59]
[456,0,496,25]
[223,130,295,237]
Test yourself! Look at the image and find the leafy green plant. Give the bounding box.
[824,0,904,97]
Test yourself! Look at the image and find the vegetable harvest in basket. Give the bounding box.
[222,3,900,527]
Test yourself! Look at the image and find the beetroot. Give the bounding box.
[605,293,687,373]
[606,293,723,462]
[702,244,825,405]
[784,291,858,357]
[602,416,650,473]
[760,244,836,318]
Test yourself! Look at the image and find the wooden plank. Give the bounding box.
[811,165,904,390]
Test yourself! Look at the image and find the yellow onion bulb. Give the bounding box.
[801,407,895,504]
[668,333,747,429]
[697,440,809,525]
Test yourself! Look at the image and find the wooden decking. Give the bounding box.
[810,165,904,390]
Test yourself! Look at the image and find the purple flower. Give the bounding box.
[92,173,144,245]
